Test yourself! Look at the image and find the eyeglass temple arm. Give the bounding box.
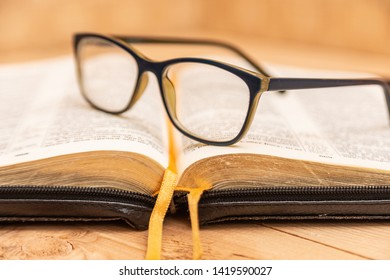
[268,77,390,121]
[115,35,271,76]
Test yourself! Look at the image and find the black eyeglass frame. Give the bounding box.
[73,33,390,146]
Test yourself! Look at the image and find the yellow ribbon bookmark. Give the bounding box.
[145,168,178,260]
[176,182,212,260]
[146,112,211,259]
[145,171,211,260]
[145,113,179,260]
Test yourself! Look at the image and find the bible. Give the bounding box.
[1,44,390,232]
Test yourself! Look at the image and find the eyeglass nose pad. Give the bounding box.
[129,73,149,108]
[162,76,177,118]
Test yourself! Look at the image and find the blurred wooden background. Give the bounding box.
[0,0,390,56]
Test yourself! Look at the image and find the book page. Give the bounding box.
[0,57,169,168]
[175,62,390,173]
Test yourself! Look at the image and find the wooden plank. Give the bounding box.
[187,221,366,260]
[262,221,390,259]
[0,222,147,259]
[0,218,367,259]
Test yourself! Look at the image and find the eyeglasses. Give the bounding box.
[73,33,390,146]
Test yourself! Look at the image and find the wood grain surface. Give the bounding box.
[1,217,389,259]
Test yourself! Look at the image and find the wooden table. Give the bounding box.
[1,217,389,259]
[1,34,390,260]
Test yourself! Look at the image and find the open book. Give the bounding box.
[1,55,390,233]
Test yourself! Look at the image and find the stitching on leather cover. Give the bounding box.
[0,201,151,213]
[198,201,390,208]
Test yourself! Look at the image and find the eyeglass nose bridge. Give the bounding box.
[127,72,149,109]
[131,69,178,119]
[162,75,177,119]
[126,57,166,110]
